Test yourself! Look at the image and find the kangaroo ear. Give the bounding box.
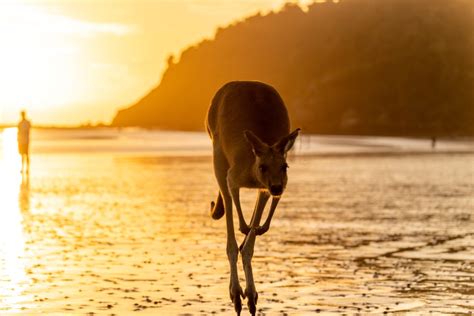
[275,128,301,154]
[244,130,268,156]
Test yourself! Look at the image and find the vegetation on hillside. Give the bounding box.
[113,0,474,136]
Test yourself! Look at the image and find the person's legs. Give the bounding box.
[26,153,30,174]
[19,142,28,173]
[24,143,30,173]
[20,153,25,173]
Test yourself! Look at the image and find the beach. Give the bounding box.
[0,129,473,315]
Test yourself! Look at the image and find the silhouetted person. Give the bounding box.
[17,111,31,173]
[431,136,437,150]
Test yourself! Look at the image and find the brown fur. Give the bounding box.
[206,81,300,315]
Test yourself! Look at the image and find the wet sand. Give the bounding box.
[0,132,473,315]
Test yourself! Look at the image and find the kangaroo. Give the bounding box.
[206,81,300,315]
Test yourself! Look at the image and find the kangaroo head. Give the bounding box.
[244,128,300,196]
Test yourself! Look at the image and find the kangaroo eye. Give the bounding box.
[281,163,289,171]
[259,165,268,173]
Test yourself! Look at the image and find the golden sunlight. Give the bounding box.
[0,0,294,125]
[0,0,471,314]
[0,3,88,118]
[0,128,28,309]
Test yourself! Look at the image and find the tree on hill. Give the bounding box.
[112,0,474,136]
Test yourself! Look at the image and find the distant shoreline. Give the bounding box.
[0,124,110,130]
[1,128,472,158]
[1,125,473,140]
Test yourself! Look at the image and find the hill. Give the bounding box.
[112,0,474,136]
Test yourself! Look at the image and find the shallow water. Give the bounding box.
[0,129,473,315]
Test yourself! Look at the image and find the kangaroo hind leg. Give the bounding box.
[212,145,244,315]
[240,190,270,315]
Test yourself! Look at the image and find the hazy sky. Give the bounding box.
[0,0,310,125]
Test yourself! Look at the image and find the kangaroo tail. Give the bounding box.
[210,192,224,220]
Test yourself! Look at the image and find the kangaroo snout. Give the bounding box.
[270,184,283,196]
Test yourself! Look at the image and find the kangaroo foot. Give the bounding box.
[245,287,258,316]
[230,280,244,315]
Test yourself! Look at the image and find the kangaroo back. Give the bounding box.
[206,81,290,163]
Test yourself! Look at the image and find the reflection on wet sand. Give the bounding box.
[0,128,472,314]
[0,128,28,311]
[19,173,30,213]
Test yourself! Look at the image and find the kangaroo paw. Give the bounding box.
[239,224,251,235]
[255,225,269,236]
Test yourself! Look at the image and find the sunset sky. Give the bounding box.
[0,0,312,126]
